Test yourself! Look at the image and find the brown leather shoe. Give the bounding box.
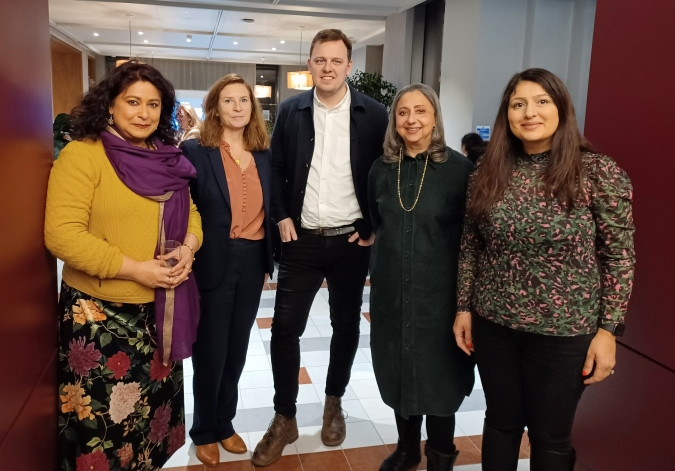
[252,414,299,467]
[195,443,220,468]
[221,432,247,454]
[321,395,346,446]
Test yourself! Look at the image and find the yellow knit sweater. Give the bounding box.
[45,139,203,303]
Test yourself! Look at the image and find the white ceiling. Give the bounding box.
[49,0,423,63]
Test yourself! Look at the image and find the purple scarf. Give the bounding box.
[100,129,200,364]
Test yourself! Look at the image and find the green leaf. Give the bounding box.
[100,332,113,348]
[116,326,128,336]
[137,330,144,339]
[128,338,138,345]
[86,437,102,447]
[89,324,100,339]
[82,417,98,429]
[104,440,114,449]
[93,445,104,453]
[72,322,83,333]
[58,415,67,427]
[105,384,114,396]
[89,399,104,411]
[103,308,117,317]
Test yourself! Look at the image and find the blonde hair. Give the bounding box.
[177,103,201,143]
[199,74,270,151]
[382,83,447,164]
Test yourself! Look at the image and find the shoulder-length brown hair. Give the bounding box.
[468,68,594,218]
[199,73,270,151]
[383,83,447,164]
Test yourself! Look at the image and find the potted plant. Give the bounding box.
[53,113,73,159]
[346,71,397,110]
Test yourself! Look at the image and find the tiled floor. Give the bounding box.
[162,275,531,470]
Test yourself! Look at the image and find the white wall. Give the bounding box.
[382,10,415,90]
[352,47,367,73]
[437,0,596,149]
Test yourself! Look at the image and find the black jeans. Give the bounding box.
[395,412,457,455]
[472,313,594,452]
[271,231,370,417]
[190,239,266,445]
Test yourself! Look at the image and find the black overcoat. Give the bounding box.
[368,147,476,418]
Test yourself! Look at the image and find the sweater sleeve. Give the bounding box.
[456,169,484,312]
[44,142,124,279]
[588,154,636,324]
[187,193,203,246]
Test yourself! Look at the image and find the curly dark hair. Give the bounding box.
[70,61,179,144]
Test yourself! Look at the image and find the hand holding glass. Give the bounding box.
[160,240,181,268]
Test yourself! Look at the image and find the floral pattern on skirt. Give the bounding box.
[58,282,185,471]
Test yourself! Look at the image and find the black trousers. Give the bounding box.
[271,231,370,417]
[190,239,266,445]
[472,313,594,452]
[395,412,457,455]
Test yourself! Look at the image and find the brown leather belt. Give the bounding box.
[301,226,356,237]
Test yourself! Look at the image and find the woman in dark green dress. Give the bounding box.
[368,83,476,471]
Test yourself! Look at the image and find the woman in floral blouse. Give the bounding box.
[453,68,635,471]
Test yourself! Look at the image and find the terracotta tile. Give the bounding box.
[268,282,277,290]
[213,460,254,470]
[256,318,273,329]
[298,367,312,384]
[253,455,303,471]
[362,312,371,323]
[164,465,205,471]
[321,280,328,288]
[343,445,390,471]
[300,450,352,471]
[455,436,482,466]
[262,284,270,291]
[466,434,482,451]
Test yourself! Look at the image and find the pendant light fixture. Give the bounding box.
[287,26,313,90]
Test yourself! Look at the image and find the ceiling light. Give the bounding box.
[233,41,238,45]
[272,47,276,51]
[144,40,148,43]
[280,40,285,44]
[261,75,263,78]
[138,31,143,35]
[242,18,254,23]
[187,35,192,42]
[93,32,99,36]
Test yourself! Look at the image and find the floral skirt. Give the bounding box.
[58,282,185,471]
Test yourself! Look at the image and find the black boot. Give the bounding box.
[481,421,522,471]
[379,415,422,471]
[530,442,576,471]
[424,443,459,471]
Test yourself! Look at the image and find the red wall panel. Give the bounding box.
[0,0,58,467]
[583,0,675,369]
[574,0,675,469]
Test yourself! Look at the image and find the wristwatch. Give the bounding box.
[597,322,625,337]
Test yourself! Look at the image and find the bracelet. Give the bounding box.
[182,243,196,257]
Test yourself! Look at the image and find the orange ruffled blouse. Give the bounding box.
[220,142,265,240]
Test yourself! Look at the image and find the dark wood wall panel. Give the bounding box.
[51,37,83,118]
[574,0,675,469]
[0,0,58,468]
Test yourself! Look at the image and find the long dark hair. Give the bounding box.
[70,61,179,145]
[468,68,594,218]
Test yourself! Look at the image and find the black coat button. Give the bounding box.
[406,277,411,282]
[300,190,304,194]
[406,228,411,233]
[405,252,409,258]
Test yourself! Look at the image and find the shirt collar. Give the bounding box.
[314,84,351,112]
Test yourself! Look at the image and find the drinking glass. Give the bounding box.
[160,240,181,268]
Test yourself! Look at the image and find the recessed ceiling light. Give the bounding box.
[144,40,148,43]
[280,40,285,44]
[261,75,263,78]
[233,41,238,45]
[272,47,276,51]
[242,18,254,23]
[187,34,192,42]
[93,32,99,36]
[138,31,143,35]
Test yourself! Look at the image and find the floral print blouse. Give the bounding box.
[457,151,636,336]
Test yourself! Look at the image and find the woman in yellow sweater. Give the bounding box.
[45,61,203,471]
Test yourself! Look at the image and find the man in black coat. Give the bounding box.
[251,29,388,467]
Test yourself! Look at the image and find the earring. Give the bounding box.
[108,114,114,126]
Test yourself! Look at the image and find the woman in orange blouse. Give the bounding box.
[180,74,274,467]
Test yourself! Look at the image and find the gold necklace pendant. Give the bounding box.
[397,148,429,212]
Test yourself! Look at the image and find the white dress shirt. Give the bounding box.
[301,86,363,229]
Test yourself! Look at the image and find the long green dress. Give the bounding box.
[368,147,475,419]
